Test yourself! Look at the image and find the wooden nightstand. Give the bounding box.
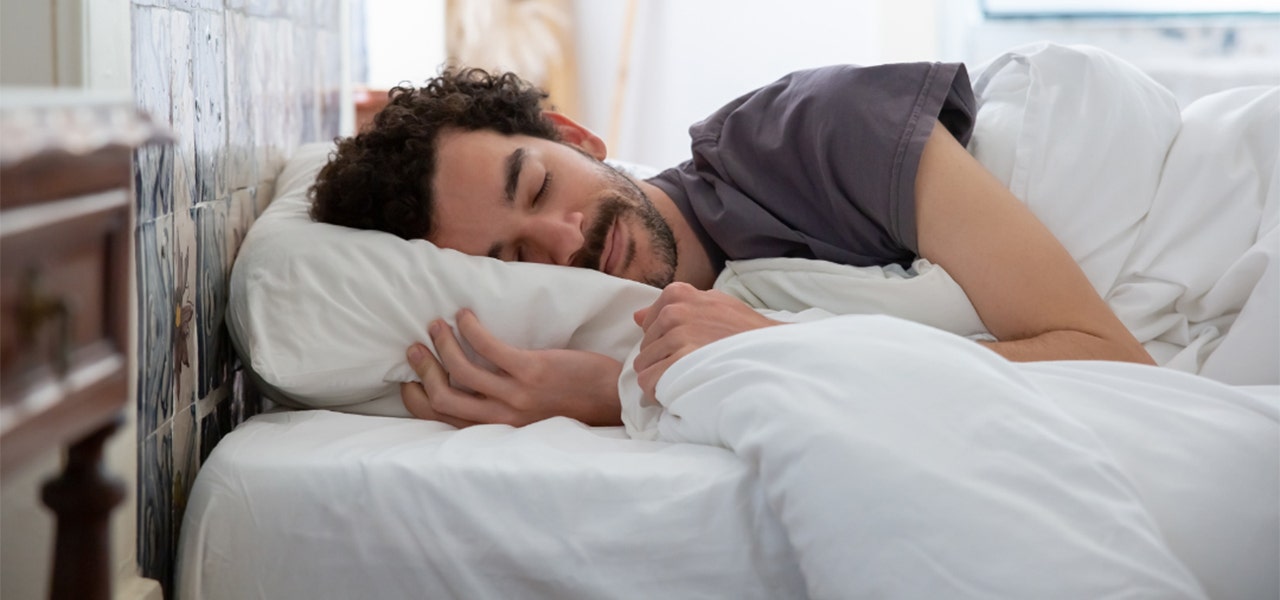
[0,90,168,600]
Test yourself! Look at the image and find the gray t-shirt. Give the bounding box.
[648,63,976,271]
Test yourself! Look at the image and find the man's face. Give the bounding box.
[429,128,678,288]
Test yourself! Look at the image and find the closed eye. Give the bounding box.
[532,171,552,207]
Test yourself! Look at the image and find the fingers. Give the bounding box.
[407,342,450,390]
[400,347,476,429]
[638,282,699,331]
[454,309,522,373]
[399,382,475,429]
[428,318,513,400]
[405,328,520,426]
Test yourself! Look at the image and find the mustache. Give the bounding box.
[573,197,630,271]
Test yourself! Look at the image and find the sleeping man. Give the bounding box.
[309,65,1155,428]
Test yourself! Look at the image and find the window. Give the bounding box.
[982,0,1280,18]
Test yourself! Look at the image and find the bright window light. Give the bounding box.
[983,0,1280,17]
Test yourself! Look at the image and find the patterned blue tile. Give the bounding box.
[133,144,174,225]
[313,0,340,29]
[191,8,228,205]
[318,29,342,140]
[170,8,196,216]
[131,5,171,123]
[193,201,232,398]
[132,5,174,221]
[171,0,223,10]
[132,1,346,592]
[230,369,264,428]
[228,0,279,17]
[135,216,176,436]
[252,17,287,176]
[288,22,311,152]
[138,424,174,596]
[284,0,310,22]
[225,11,257,190]
[249,182,265,226]
[228,186,255,263]
[198,395,223,463]
[170,402,200,546]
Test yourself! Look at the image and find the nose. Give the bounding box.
[523,211,585,266]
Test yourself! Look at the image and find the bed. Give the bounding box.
[176,43,1279,599]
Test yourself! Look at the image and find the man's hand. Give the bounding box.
[400,309,624,427]
[632,283,782,403]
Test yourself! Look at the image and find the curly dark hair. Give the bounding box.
[309,67,560,239]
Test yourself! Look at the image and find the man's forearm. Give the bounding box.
[979,330,1155,365]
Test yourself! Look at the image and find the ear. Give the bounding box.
[544,112,607,160]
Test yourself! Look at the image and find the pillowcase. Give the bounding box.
[227,143,660,416]
[967,42,1181,296]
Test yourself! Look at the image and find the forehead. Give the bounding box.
[429,129,525,251]
[435,128,515,175]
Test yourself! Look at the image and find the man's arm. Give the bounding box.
[627,122,1155,404]
[913,121,1154,365]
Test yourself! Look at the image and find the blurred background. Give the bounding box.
[3,0,1276,168]
[351,0,1280,168]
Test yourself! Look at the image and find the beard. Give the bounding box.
[571,162,678,288]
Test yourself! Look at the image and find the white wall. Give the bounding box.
[0,0,57,86]
[571,0,940,168]
[361,0,448,89]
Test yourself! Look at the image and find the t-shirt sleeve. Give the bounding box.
[658,62,975,268]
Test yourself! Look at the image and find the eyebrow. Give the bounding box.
[488,148,526,260]
[504,147,526,207]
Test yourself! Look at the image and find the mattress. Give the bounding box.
[176,410,806,599]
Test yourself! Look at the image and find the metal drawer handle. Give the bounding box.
[18,269,71,376]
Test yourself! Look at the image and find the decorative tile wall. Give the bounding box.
[130,0,343,594]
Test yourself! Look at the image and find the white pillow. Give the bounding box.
[227,143,660,416]
[967,43,1182,295]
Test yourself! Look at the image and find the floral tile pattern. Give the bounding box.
[131,1,342,595]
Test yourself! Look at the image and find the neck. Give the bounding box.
[637,179,717,290]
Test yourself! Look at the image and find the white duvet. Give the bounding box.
[651,315,1277,599]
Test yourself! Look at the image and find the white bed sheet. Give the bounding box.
[176,411,805,600]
